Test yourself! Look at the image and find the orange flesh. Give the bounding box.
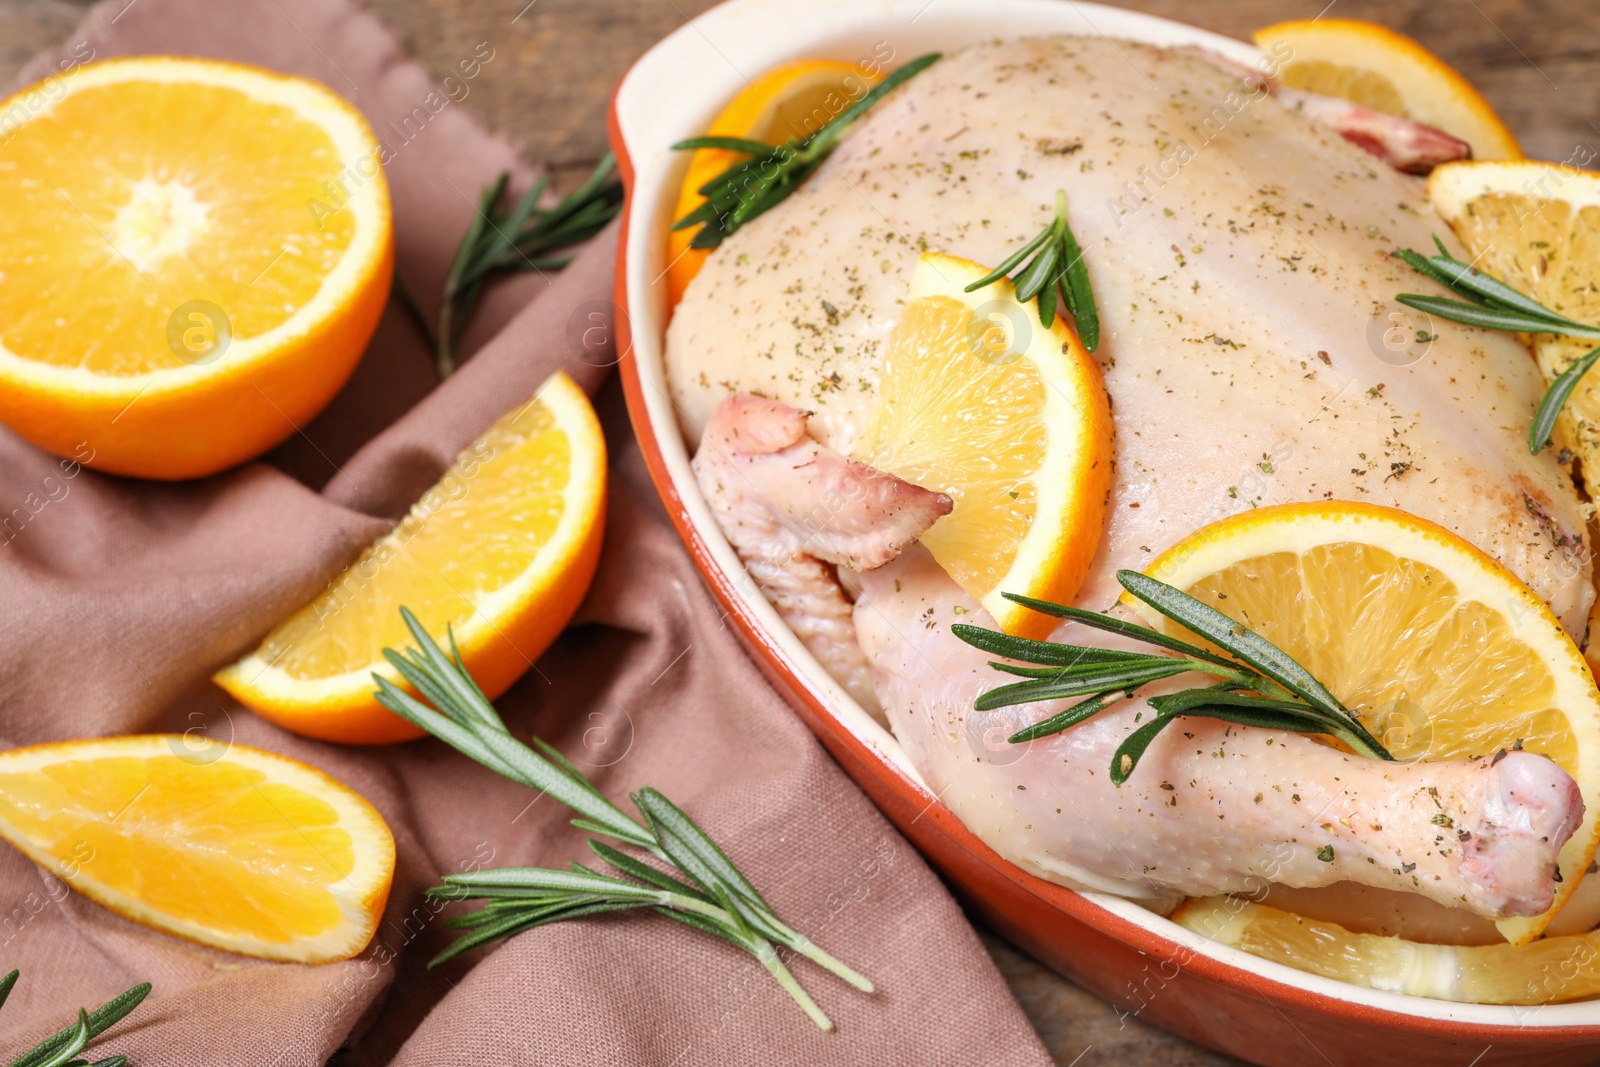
[0,754,353,942]
[0,80,356,373]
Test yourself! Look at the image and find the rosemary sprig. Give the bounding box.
[372,608,870,1031]
[3,970,149,1067]
[670,53,941,250]
[423,154,624,378]
[964,190,1100,350]
[1394,235,1600,454]
[954,570,1390,784]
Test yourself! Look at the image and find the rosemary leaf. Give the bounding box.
[8,981,149,1067]
[811,54,942,151]
[27,1010,88,1067]
[965,227,1051,290]
[377,615,656,850]
[1117,570,1349,724]
[986,658,1149,679]
[973,659,1207,711]
[443,866,661,898]
[1007,692,1121,744]
[635,788,872,993]
[670,54,941,250]
[1426,257,1573,325]
[998,592,1241,671]
[402,609,503,729]
[1036,273,1059,332]
[634,789,778,940]
[469,173,547,279]
[952,623,1153,668]
[430,900,642,966]
[1012,240,1059,303]
[1531,344,1600,453]
[1107,685,1338,783]
[1056,197,1100,350]
[1395,294,1600,338]
[589,840,709,900]
[1109,716,1176,786]
[1393,247,1481,300]
[1146,688,1362,745]
[674,135,782,156]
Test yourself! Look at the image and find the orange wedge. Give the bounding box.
[666,59,882,308]
[216,371,606,744]
[0,56,393,479]
[1254,19,1521,161]
[1134,501,1600,946]
[0,735,393,962]
[852,252,1113,638]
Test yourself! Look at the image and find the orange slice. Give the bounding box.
[1134,500,1600,946]
[0,735,393,962]
[1175,895,1600,1004]
[1254,19,1521,161]
[0,56,393,479]
[852,252,1113,638]
[666,59,882,308]
[215,371,606,744]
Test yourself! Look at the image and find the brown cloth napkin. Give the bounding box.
[0,0,1054,1063]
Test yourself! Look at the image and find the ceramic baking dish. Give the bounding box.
[607,1,1600,1061]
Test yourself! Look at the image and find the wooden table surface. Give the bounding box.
[3,1,1596,1063]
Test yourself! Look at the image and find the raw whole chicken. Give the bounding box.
[670,37,1593,930]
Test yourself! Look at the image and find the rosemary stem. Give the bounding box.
[657,890,736,924]
[1331,724,1389,762]
[1208,665,1270,691]
[753,939,834,1032]
[390,271,437,352]
[436,298,458,379]
[775,928,876,993]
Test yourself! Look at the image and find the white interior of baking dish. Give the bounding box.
[613,0,1595,1028]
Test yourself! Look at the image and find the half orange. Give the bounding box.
[0,56,392,479]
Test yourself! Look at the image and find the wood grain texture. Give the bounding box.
[352,0,1600,178]
[0,1,1592,1064]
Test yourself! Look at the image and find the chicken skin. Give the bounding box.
[670,38,1594,924]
